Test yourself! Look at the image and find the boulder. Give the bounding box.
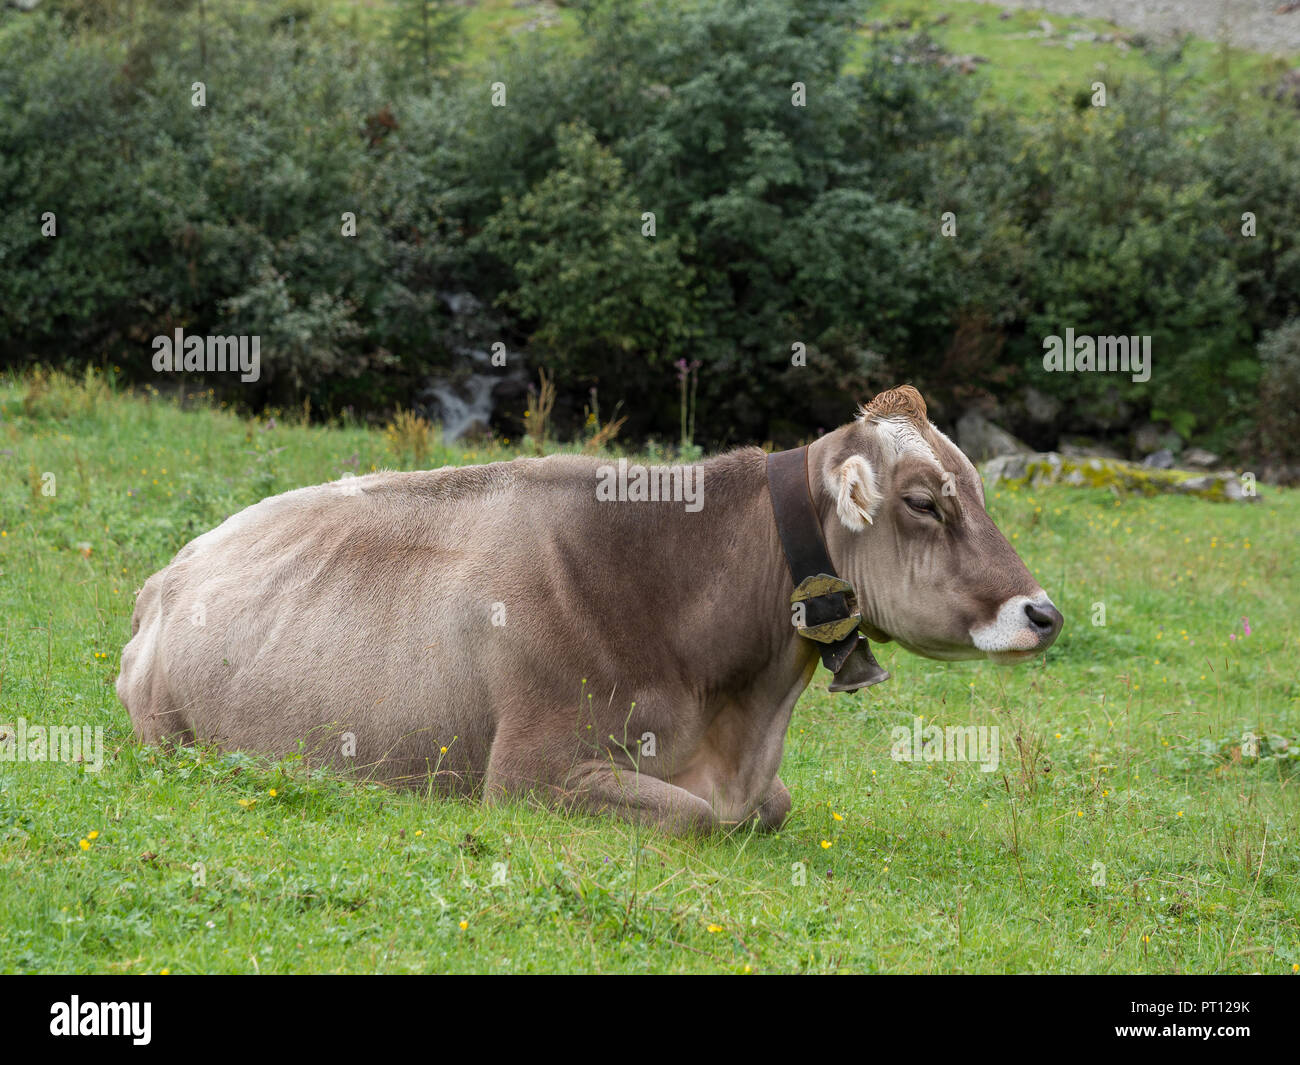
[1133,424,1163,454]
[980,452,1257,501]
[1022,386,1062,425]
[955,411,1032,463]
[1133,423,1182,459]
[1177,475,1247,501]
[1181,447,1221,469]
[1060,437,1124,460]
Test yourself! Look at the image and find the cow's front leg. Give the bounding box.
[752,775,791,831]
[486,743,718,835]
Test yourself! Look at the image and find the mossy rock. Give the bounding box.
[981,452,1256,501]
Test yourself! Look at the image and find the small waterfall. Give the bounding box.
[417,293,528,442]
[425,356,498,441]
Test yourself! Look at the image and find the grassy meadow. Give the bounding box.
[0,371,1296,974]
[860,1,1298,116]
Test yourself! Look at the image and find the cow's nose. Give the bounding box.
[1024,601,1063,645]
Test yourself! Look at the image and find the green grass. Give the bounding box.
[861,1,1298,118]
[1,371,1297,973]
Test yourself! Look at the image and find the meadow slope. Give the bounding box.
[0,372,1296,974]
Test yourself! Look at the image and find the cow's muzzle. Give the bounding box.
[971,594,1064,662]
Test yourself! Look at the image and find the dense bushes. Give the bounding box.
[1,0,1297,455]
[1256,319,1300,464]
[473,122,699,420]
[0,5,454,412]
[1009,87,1253,440]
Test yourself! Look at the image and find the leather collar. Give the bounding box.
[766,446,890,693]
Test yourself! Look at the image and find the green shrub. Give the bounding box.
[1256,319,1300,462]
[474,122,699,423]
[445,0,983,438]
[1008,85,1254,446]
[0,4,463,413]
[3,0,1299,452]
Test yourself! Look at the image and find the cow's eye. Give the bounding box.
[904,496,940,519]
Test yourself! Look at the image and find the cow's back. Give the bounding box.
[117,462,555,786]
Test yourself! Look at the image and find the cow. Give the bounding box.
[117,385,1062,834]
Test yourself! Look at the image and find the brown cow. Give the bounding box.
[117,385,1061,833]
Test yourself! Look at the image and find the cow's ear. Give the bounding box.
[827,455,881,532]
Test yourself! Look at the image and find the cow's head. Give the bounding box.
[812,385,1062,663]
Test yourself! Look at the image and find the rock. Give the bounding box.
[955,410,1032,463]
[981,453,1032,484]
[1060,437,1124,460]
[1026,453,1063,488]
[1142,448,1175,469]
[1022,386,1062,424]
[1134,423,1182,458]
[1133,423,1164,454]
[1170,475,1248,501]
[1182,447,1221,469]
[980,452,1257,502]
[1175,475,1247,501]
[982,452,1059,488]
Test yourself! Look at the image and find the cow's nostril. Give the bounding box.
[1024,602,1060,636]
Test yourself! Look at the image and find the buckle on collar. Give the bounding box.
[791,573,862,644]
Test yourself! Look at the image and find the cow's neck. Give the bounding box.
[638,448,819,699]
[653,447,860,705]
